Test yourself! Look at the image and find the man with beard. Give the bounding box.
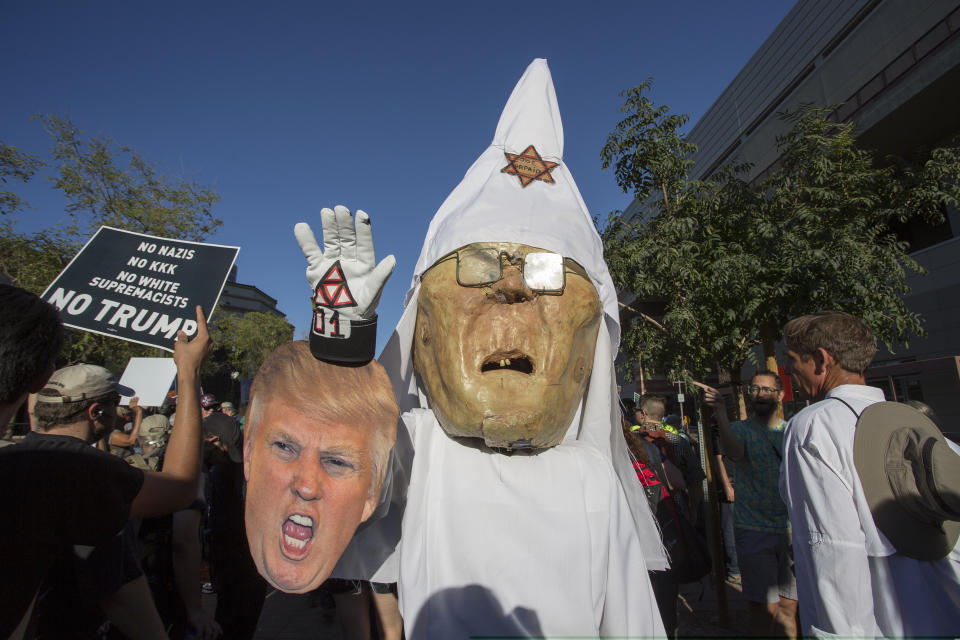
[701,372,798,639]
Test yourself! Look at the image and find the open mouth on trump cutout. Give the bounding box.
[281,513,314,557]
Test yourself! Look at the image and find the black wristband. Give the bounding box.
[309,314,378,365]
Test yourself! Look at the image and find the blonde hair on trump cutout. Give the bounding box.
[246,341,399,497]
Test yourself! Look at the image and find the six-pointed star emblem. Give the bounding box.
[501,145,558,187]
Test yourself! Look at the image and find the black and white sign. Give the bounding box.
[41,226,239,351]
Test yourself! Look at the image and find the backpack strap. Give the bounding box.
[829,396,861,419]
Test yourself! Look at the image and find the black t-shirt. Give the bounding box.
[207,457,246,549]
[0,431,144,637]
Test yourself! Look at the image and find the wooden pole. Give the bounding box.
[697,395,729,627]
[761,328,784,421]
[639,353,646,395]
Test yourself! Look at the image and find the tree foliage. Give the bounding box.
[38,115,221,241]
[0,115,224,367]
[604,165,764,385]
[1,141,44,216]
[207,312,294,380]
[602,84,960,391]
[601,79,696,212]
[755,107,960,347]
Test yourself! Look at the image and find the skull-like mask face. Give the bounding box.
[413,242,602,449]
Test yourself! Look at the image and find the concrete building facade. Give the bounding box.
[622,0,960,436]
[218,265,288,319]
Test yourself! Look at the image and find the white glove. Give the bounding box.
[295,206,395,363]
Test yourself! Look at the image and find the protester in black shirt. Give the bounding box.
[203,408,267,638]
[0,287,212,638]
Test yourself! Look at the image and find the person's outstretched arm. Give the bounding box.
[694,381,744,461]
[131,306,212,519]
[109,398,141,448]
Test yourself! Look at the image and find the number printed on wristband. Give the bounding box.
[314,307,351,339]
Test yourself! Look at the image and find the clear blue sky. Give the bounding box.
[2,1,793,349]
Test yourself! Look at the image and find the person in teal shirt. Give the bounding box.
[702,371,798,640]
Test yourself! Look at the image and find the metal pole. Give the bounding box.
[677,380,685,426]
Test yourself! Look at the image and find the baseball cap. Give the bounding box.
[203,412,242,463]
[200,394,218,409]
[139,414,171,445]
[36,364,133,404]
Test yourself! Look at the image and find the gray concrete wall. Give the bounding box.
[688,0,960,181]
[687,0,868,180]
[875,236,960,362]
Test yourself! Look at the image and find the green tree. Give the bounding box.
[756,107,960,353]
[207,312,294,380]
[602,87,960,410]
[603,164,765,391]
[39,115,221,241]
[601,79,761,391]
[1,141,44,216]
[601,78,696,212]
[0,115,224,367]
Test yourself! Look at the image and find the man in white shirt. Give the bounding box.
[779,311,960,638]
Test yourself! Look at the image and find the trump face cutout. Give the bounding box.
[243,341,398,593]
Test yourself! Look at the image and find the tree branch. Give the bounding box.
[618,301,668,334]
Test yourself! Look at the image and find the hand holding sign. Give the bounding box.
[295,206,395,364]
[173,306,213,375]
[41,227,237,352]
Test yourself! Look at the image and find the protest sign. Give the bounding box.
[42,226,239,351]
[118,358,179,407]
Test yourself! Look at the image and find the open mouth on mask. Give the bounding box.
[281,513,314,559]
[480,352,534,374]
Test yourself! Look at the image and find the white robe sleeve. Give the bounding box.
[599,479,667,638]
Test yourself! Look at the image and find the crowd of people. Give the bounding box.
[6,279,958,640]
[2,57,958,640]
[1,284,210,639]
[624,311,960,639]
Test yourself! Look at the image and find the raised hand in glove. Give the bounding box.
[295,205,396,364]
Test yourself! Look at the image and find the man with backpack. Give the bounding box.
[779,311,960,638]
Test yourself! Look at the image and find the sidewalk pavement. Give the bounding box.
[251,573,750,639]
[678,574,750,638]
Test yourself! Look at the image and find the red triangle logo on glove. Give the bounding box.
[323,264,345,283]
[314,261,357,308]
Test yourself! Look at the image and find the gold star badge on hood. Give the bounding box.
[501,145,558,187]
